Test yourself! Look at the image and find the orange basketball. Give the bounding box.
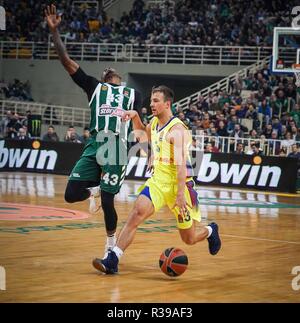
[159,247,188,277]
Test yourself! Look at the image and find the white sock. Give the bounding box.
[113,246,124,260]
[206,226,213,238]
[107,234,116,248]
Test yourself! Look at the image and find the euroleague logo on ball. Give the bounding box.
[159,247,188,277]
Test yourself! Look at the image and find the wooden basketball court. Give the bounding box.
[0,172,300,302]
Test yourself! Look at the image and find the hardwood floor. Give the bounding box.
[0,172,300,302]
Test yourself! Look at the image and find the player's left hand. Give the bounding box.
[173,194,191,216]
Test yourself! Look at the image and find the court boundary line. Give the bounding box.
[223,234,300,245]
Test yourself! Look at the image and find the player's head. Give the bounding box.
[150,85,174,116]
[101,67,122,84]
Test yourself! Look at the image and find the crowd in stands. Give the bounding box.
[167,63,300,157]
[0,79,33,101]
[0,110,90,144]
[1,61,300,159]
[1,0,298,47]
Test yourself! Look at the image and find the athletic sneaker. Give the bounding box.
[207,222,221,255]
[102,238,116,260]
[88,186,101,213]
[92,250,119,274]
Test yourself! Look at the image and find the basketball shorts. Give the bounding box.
[138,178,201,229]
[69,136,127,195]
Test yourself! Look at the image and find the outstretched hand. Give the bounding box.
[122,110,138,122]
[44,4,62,32]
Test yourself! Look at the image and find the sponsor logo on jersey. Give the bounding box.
[124,90,129,97]
[102,85,108,91]
[99,105,124,117]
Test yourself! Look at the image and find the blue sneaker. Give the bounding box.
[92,250,119,274]
[207,222,221,255]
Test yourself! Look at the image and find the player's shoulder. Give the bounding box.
[170,118,186,130]
[170,122,186,131]
[149,116,158,128]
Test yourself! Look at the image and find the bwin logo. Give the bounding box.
[0,266,5,291]
[197,154,281,187]
[0,6,5,31]
[0,140,58,170]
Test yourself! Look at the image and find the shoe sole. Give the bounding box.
[92,259,108,274]
[92,259,118,274]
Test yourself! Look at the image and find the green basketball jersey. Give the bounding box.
[89,83,135,139]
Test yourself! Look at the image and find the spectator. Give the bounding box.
[64,125,81,143]
[250,142,264,156]
[281,132,295,150]
[290,104,300,128]
[279,147,287,157]
[258,98,272,127]
[268,131,281,155]
[190,137,201,151]
[42,125,60,142]
[230,124,244,139]
[16,127,30,140]
[288,144,300,159]
[234,143,245,155]
[140,107,149,126]
[80,127,90,144]
[68,132,83,144]
[0,110,13,138]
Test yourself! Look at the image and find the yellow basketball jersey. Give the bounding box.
[150,116,193,183]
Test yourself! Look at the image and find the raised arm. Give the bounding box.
[44,4,79,75]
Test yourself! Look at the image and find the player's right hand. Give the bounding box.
[44,4,62,32]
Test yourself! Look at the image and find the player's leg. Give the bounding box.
[98,164,126,258]
[178,222,209,245]
[64,155,101,209]
[177,216,221,255]
[92,193,154,274]
[171,180,221,255]
[100,189,118,258]
[64,179,99,202]
[116,182,165,252]
[117,193,154,251]
[93,180,164,274]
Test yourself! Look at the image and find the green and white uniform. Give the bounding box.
[69,67,141,194]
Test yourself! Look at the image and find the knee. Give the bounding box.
[127,206,146,228]
[101,191,115,210]
[181,235,195,245]
[64,190,76,203]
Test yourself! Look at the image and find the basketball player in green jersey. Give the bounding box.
[45,4,141,259]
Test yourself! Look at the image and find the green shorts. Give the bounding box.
[69,137,127,194]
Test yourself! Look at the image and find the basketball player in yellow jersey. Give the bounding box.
[93,86,221,274]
